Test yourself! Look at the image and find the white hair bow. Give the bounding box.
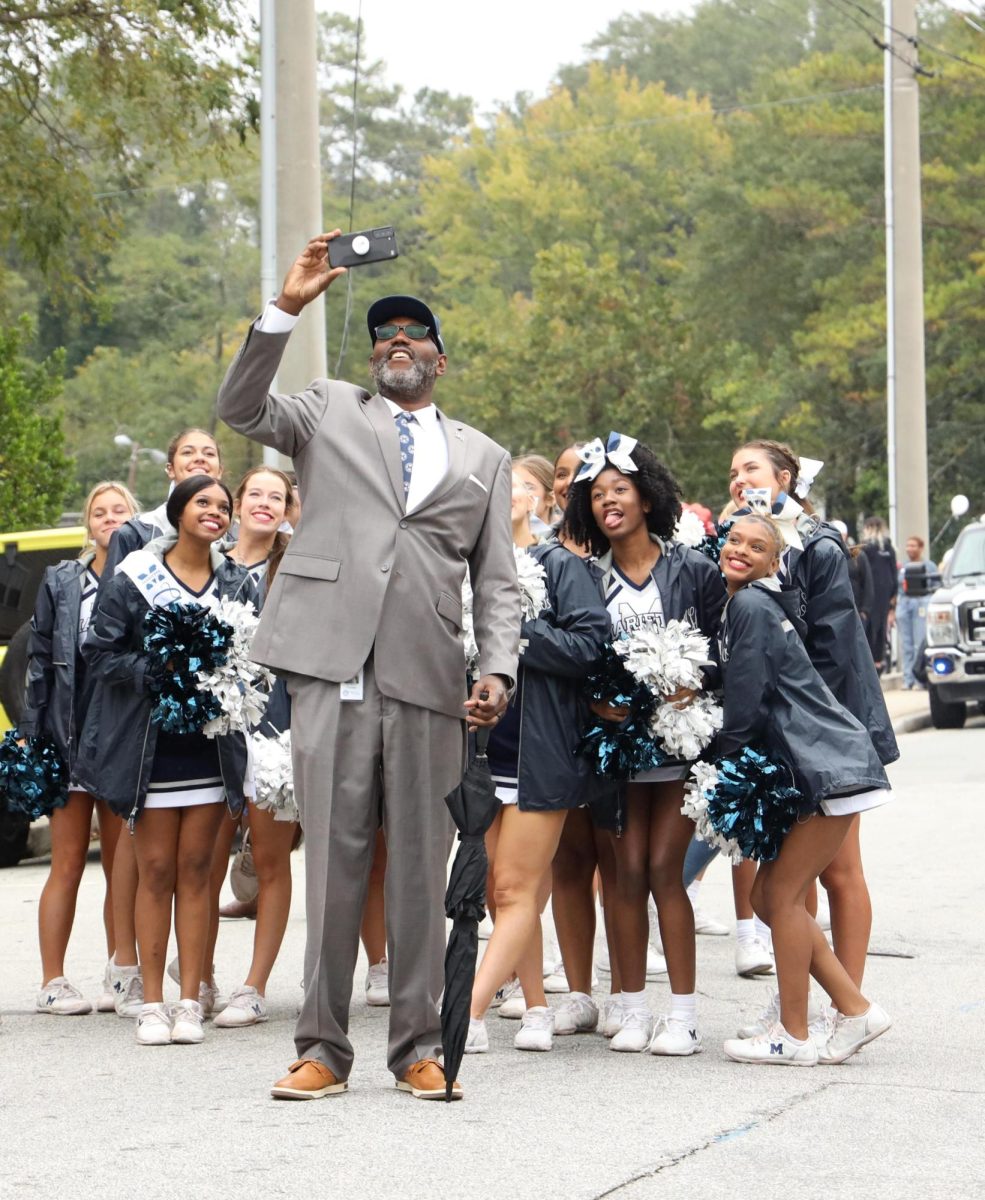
[574,432,640,483]
[795,457,824,500]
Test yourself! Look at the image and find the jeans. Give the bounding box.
[897,595,928,687]
[683,833,720,887]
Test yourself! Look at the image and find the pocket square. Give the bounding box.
[467,473,488,493]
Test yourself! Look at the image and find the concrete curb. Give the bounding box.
[898,712,933,735]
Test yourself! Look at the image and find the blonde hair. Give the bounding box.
[81,481,140,557]
[513,454,556,522]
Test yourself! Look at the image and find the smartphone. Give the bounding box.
[328,226,399,269]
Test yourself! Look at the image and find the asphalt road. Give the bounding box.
[1,715,982,1200]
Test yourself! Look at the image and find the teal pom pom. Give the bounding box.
[705,744,809,862]
[0,730,69,820]
[579,642,662,780]
[142,603,232,734]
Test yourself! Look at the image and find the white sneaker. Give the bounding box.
[737,988,780,1039]
[478,914,494,940]
[214,985,267,1028]
[489,976,517,1009]
[464,1018,489,1054]
[114,969,144,1017]
[554,992,599,1035]
[543,962,570,994]
[135,1002,172,1046]
[724,1023,818,1066]
[693,906,730,936]
[610,1007,654,1052]
[817,1002,891,1064]
[809,1004,835,1053]
[497,981,526,1020]
[735,937,776,977]
[646,944,668,979]
[514,1005,554,1051]
[365,959,389,1006]
[648,1014,703,1056]
[36,977,92,1016]
[170,999,205,1044]
[97,960,117,1012]
[166,956,220,1015]
[601,996,625,1038]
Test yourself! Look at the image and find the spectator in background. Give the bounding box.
[831,520,874,633]
[513,454,559,536]
[897,536,937,690]
[859,517,898,673]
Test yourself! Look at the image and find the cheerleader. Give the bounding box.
[76,476,257,1046]
[716,514,892,1065]
[201,467,299,1027]
[466,471,609,1053]
[22,481,139,1015]
[100,426,225,1016]
[727,440,896,990]
[564,434,726,1055]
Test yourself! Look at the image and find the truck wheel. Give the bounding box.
[0,620,31,726]
[0,810,30,867]
[929,685,966,730]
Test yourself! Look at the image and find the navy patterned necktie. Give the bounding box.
[395,411,416,499]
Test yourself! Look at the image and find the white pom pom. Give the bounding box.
[680,760,744,863]
[614,619,711,696]
[250,730,298,822]
[674,510,707,548]
[198,597,276,737]
[650,694,722,760]
[514,546,549,622]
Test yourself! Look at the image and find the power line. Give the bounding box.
[824,0,937,76]
[833,0,985,73]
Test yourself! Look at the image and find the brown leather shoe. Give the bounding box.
[271,1058,347,1100]
[395,1057,462,1101]
[219,897,257,920]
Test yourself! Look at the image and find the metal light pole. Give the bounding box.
[259,0,326,471]
[884,0,930,548]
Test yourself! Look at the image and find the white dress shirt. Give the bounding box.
[381,397,448,513]
[256,300,448,513]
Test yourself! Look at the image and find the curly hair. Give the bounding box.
[562,440,683,557]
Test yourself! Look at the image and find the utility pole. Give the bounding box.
[884,0,929,547]
[259,0,325,469]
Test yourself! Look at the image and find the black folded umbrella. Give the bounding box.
[441,727,499,1101]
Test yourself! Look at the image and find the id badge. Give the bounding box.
[340,668,364,702]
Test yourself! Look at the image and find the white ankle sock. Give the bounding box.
[736,918,756,946]
[469,1016,484,1030]
[686,880,701,907]
[620,989,648,1011]
[754,915,772,944]
[669,992,697,1024]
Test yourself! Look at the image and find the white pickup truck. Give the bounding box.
[925,520,985,728]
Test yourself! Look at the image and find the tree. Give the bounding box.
[0,1,255,280]
[0,318,71,529]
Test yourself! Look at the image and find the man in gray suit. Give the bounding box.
[217,230,519,1101]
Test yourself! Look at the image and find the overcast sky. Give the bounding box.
[318,1,693,111]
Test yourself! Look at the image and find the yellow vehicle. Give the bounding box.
[0,524,86,864]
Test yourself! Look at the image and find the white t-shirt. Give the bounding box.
[606,566,665,638]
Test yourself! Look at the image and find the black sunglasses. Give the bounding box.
[374,322,431,342]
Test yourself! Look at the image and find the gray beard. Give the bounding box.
[372,356,437,401]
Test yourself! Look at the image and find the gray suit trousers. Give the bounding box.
[288,656,462,1079]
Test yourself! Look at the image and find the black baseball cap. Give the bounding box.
[367,295,445,355]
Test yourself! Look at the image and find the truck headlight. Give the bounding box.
[926,605,957,646]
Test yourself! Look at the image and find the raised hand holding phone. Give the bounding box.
[275,230,348,316]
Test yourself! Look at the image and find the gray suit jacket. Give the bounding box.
[217,321,520,719]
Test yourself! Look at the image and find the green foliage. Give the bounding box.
[0,1,255,281]
[0,319,71,528]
